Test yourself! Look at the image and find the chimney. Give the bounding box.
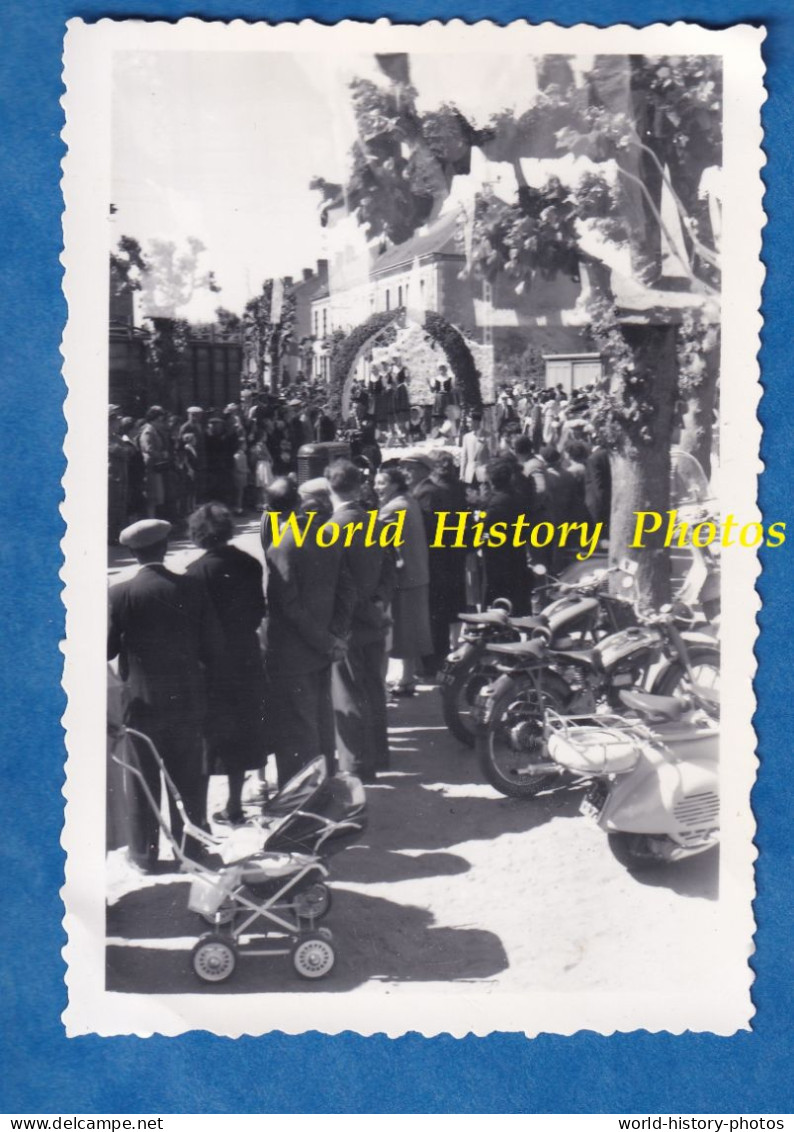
[303,268,314,281]
[317,259,329,280]
[283,276,293,288]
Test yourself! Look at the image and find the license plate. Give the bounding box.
[579,796,601,820]
[439,668,457,686]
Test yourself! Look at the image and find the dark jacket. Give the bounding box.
[545,465,588,526]
[482,489,531,614]
[107,564,224,728]
[185,545,265,672]
[185,544,267,771]
[413,473,468,612]
[585,447,612,529]
[332,501,395,645]
[265,520,356,675]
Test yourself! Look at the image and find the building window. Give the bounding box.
[385,289,390,311]
[420,279,425,302]
[398,285,403,307]
[322,309,327,337]
[313,310,319,337]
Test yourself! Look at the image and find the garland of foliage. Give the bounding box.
[676,309,719,397]
[585,297,719,456]
[328,311,400,416]
[585,295,657,454]
[423,311,483,409]
[328,307,483,415]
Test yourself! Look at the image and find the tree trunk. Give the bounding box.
[269,338,280,395]
[608,324,678,608]
[675,337,718,480]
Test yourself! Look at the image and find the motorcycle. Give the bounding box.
[439,567,636,746]
[474,597,720,799]
[545,687,719,867]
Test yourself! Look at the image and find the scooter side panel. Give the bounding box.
[599,745,718,841]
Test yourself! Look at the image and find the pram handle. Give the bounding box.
[111,726,221,860]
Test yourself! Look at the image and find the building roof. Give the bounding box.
[371,210,463,277]
[309,212,464,307]
[312,280,330,301]
[289,268,329,305]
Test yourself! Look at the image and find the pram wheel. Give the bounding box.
[292,933,336,979]
[294,882,332,922]
[192,934,237,983]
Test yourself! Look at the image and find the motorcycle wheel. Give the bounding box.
[477,672,571,798]
[441,658,500,747]
[651,646,721,717]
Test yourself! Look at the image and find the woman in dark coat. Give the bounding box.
[482,458,532,615]
[375,466,432,695]
[412,449,468,673]
[186,502,267,824]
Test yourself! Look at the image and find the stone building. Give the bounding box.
[308,208,601,402]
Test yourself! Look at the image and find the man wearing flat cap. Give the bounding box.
[108,519,225,870]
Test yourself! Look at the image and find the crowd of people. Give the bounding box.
[107,372,618,872]
[108,388,340,543]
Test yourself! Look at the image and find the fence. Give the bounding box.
[109,324,243,415]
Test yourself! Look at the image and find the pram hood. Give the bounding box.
[260,758,368,856]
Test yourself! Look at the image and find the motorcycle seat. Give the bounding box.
[459,610,509,627]
[486,640,546,660]
[619,689,684,721]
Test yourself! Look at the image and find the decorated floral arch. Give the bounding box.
[327,307,483,418]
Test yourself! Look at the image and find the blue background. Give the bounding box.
[1,0,791,1114]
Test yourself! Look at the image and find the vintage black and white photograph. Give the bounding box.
[61,18,764,1037]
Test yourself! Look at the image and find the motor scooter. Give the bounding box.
[545,688,719,868]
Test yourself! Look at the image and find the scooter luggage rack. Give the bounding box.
[545,710,655,742]
[544,710,655,775]
[111,727,339,983]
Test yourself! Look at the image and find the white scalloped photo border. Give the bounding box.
[60,17,765,1038]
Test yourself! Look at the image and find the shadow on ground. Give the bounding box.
[106,885,508,994]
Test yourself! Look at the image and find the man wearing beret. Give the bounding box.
[108,519,225,870]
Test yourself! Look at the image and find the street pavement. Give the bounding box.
[106,514,722,1002]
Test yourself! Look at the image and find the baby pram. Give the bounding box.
[113,730,366,983]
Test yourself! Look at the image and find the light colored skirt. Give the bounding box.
[390,585,432,659]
